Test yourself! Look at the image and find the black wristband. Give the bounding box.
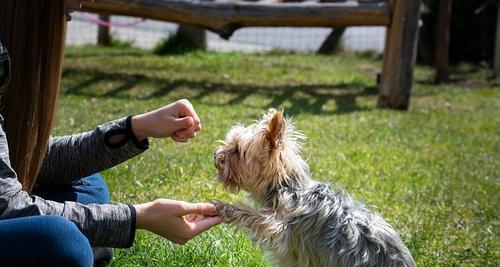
[103,116,149,150]
[126,116,149,150]
[125,204,137,248]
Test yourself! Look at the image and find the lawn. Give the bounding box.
[57,46,499,266]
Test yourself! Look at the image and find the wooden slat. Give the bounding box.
[81,0,391,38]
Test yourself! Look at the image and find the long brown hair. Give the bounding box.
[0,0,67,192]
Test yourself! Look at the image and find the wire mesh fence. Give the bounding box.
[66,12,386,53]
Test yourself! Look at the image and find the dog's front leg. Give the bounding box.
[211,200,286,246]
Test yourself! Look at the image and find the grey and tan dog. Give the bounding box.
[212,109,416,267]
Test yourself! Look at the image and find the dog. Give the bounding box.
[212,109,416,267]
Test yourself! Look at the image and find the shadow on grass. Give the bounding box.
[413,63,500,88]
[64,49,146,59]
[62,67,377,115]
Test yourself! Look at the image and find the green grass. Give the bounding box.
[58,46,499,266]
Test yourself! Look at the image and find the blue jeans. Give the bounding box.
[0,173,110,267]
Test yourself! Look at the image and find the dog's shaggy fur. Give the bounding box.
[212,109,416,267]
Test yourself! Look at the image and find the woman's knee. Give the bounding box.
[37,216,94,267]
[79,173,110,205]
[0,216,93,267]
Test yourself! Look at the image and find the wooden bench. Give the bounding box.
[82,0,422,110]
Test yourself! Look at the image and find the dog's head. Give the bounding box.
[214,109,309,199]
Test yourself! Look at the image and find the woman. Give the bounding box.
[0,1,222,266]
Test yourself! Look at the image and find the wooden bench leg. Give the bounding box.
[377,0,422,110]
[435,0,452,83]
[494,3,500,76]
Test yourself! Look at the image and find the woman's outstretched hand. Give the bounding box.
[134,199,222,245]
[131,99,202,142]
[131,100,216,243]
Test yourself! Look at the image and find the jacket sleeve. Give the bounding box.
[36,116,149,187]
[0,115,138,248]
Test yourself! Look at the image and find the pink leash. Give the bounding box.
[80,12,145,28]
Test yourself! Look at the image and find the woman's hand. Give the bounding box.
[131,99,202,142]
[134,199,222,245]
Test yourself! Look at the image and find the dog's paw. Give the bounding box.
[210,200,238,223]
[210,200,228,218]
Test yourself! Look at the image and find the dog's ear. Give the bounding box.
[266,110,285,149]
